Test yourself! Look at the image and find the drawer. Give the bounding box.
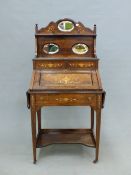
[33,60,98,70]
[35,93,97,107]
[34,60,64,69]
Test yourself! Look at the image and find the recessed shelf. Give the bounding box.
[36,129,96,148]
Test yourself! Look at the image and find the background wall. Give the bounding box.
[0,0,131,175]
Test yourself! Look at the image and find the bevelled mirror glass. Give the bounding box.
[43,43,59,54]
[72,44,89,54]
[58,21,74,32]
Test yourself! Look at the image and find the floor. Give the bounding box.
[0,0,131,175]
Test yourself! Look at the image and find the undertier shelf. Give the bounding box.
[36,129,96,148]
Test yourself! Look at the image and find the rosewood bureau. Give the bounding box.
[26,18,106,163]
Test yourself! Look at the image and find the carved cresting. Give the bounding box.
[36,18,96,35]
[47,22,56,33]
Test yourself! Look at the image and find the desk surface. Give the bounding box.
[30,70,102,91]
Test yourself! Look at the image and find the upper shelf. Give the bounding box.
[35,18,96,36]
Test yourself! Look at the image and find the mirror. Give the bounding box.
[72,44,88,55]
[43,43,59,54]
[58,20,74,32]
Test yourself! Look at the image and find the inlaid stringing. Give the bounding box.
[27,18,106,164]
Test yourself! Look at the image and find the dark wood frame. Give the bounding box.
[26,18,106,164]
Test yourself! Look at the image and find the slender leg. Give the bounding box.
[91,107,94,130]
[37,109,41,133]
[93,109,101,163]
[31,108,37,164]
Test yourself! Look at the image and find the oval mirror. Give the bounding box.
[58,21,74,32]
[72,44,88,55]
[43,43,59,54]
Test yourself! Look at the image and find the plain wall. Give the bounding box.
[0,0,131,175]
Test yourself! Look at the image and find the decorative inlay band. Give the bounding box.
[55,97,78,102]
[97,95,102,109]
[69,62,94,68]
[36,62,94,69]
[38,96,93,102]
[38,63,63,68]
[31,95,35,107]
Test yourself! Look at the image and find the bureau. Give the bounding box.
[26,18,106,163]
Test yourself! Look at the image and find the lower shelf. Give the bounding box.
[36,129,96,148]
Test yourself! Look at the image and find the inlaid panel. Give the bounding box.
[35,18,96,58]
[30,70,101,90]
[33,59,98,70]
[40,73,92,87]
[35,93,97,107]
[37,36,94,57]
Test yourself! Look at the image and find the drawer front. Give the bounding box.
[33,60,98,70]
[35,93,97,107]
[34,60,64,69]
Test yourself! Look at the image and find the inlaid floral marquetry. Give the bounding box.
[27,18,106,163]
[69,62,94,68]
[55,97,78,102]
[31,71,101,90]
[58,20,74,32]
[34,61,96,70]
[37,63,63,68]
[72,44,88,55]
[40,73,93,88]
[43,43,59,54]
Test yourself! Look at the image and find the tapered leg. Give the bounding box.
[37,109,41,133]
[31,108,37,164]
[91,107,94,130]
[93,109,101,163]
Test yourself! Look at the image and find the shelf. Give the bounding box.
[36,129,96,148]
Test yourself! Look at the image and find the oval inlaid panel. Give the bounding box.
[72,44,88,55]
[43,43,59,54]
[58,21,74,32]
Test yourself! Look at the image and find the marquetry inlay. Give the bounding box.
[69,62,94,68]
[36,62,95,69]
[58,76,74,84]
[27,18,106,163]
[31,95,35,107]
[37,63,63,68]
[55,97,78,102]
[36,95,95,106]
[40,73,92,87]
[97,95,102,109]
[47,24,56,33]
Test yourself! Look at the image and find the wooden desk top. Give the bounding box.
[29,70,102,91]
